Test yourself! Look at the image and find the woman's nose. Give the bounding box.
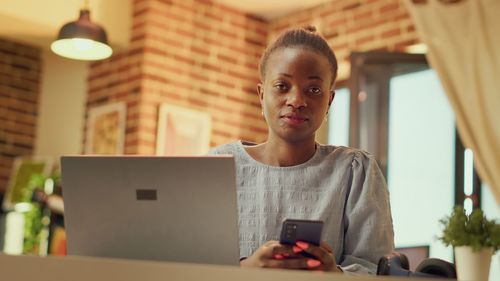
[286,89,307,109]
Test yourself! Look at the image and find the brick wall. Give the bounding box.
[0,0,420,190]
[270,0,419,81]
[87,0,419,155]
[87,0,269,155]
[0,38,41,192]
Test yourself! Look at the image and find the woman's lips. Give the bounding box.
[282,114,308,125]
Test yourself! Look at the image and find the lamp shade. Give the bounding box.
[51,9,112,61]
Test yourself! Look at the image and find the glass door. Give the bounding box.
[349,52,455,263]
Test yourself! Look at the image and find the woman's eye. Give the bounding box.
[274,83,288,91]
[308,87,323,95]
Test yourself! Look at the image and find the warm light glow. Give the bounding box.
[464,148,474,196]
[464,198,473,215]
[51,38,112,61]
[405,43,428,54]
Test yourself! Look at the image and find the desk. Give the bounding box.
[0,254,443,281]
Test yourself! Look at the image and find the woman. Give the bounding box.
[210,27,394,274]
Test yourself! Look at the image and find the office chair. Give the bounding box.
[377,252,457,279]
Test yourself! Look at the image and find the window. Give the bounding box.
[387,69,455,261]
[327,88,350,146]
[345,52,483,264]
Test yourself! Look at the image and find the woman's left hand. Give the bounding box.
[294,241,342,273]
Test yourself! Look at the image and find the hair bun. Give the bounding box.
[303,25,317,33]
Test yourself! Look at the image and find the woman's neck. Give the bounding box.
[255,136,317,167]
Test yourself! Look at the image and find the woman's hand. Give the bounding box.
[294,241,342,272]
[240,240,342,273]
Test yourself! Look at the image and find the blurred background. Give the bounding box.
[0,0,498,279]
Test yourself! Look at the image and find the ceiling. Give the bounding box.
[213,0,332,20]
[0,0,131,51]
[0,0,331,51]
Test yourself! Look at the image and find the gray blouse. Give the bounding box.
[209,141,394,274]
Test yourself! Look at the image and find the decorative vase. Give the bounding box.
[454,246,493,281]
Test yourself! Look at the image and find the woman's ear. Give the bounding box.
[326,90,335,115]
[329,90,335,106]
[257,83,264,102]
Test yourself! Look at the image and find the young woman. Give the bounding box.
[210,27,394,274]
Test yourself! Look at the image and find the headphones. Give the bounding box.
[377,253,457,279]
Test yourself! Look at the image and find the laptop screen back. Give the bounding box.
[61,155,239,266]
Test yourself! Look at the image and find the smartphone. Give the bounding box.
[279,219,323,246]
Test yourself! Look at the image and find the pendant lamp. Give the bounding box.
[51,4,112,61]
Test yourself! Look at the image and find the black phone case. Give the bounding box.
[279,219,323,246]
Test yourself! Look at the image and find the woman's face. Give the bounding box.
[258,47,334,143]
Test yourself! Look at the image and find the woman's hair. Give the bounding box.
[259,26,338,86]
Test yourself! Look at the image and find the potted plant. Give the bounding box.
[439,206,500,281]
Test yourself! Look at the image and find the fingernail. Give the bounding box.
[307,259,321,268]
[296,241,309,249]
[274,254,284,260]
[293,246,303,253]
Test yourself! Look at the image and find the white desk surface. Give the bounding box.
[0,254,444,281]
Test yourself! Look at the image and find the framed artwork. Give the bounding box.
[2,156,53,210]
[85,102,126,155]
[156,104,212,156]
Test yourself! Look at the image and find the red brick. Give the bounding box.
[193,20,212,31]
[380,2,400,14]
[354,10,373,21]
[190,45,210,56]
[217,54,238,65]
[216,79,236,89]
[355,35,376,45]
[218,29,238,40]
[187,97,209,108]
[200,88,220,98]
[381,28,401,39]
[205,11,223,22]
[189,71,210,82]
[202,62,222,73]
[173,54,196,65]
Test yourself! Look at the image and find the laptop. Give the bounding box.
[60,155,240,266]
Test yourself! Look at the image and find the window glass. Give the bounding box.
[328,88,350,146]
[387,69,455,262]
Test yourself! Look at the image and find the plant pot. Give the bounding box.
[454,246,493,281]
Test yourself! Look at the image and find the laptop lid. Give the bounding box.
[61,155,239,266]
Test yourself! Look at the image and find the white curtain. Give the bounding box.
[404,0,500,204]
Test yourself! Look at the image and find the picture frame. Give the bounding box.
[2,156,54,211]
[85,102,126,155]
[156,104,212,156]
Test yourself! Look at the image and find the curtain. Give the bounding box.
[404,0,500,203]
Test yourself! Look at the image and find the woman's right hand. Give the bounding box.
[240,240,315,270]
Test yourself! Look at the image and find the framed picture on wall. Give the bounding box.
[85,102,126,155]
[2,156,53,210]
[156,104,212,156]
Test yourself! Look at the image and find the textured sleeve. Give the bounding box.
[339,151,394,274]
[207,147,221,155]
[207,144,230,155]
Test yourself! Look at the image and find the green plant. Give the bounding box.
[19,172,61,254]
[439,206,500,253]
